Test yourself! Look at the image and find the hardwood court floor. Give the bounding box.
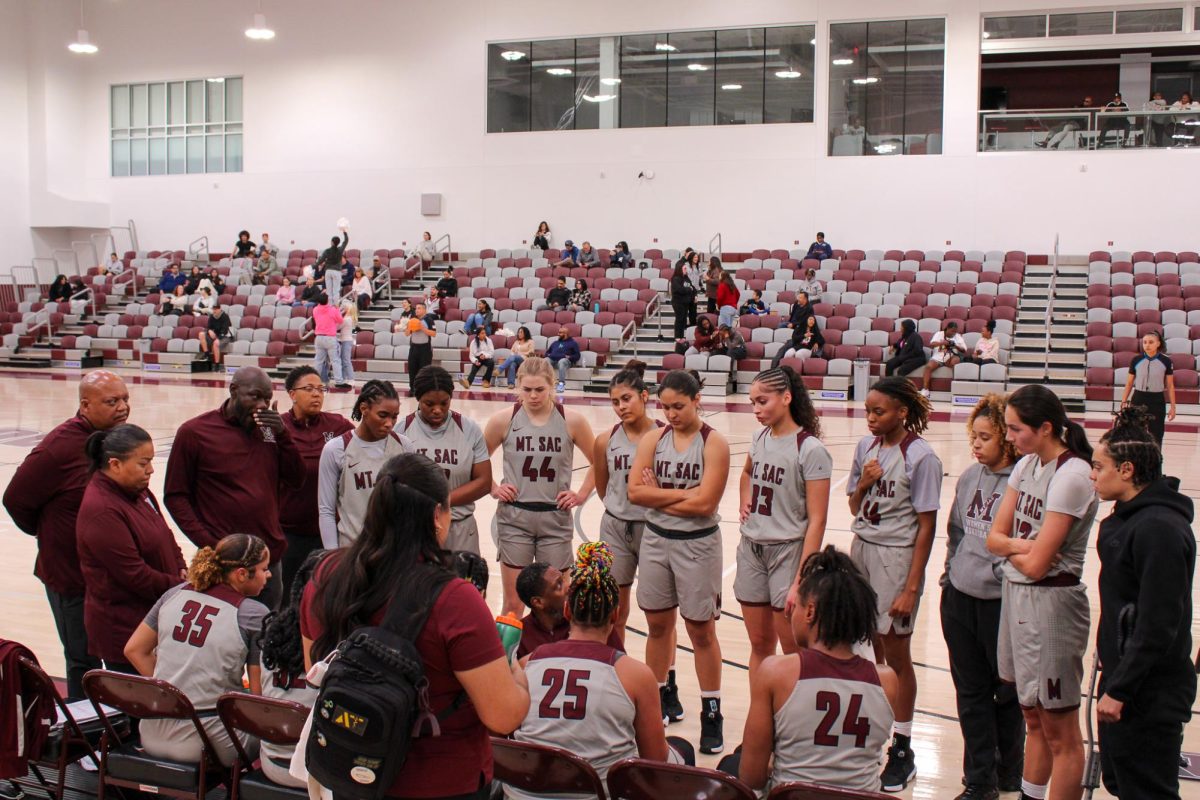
[2,370,1199,799]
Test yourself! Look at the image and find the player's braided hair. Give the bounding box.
[351,379,399,421]
[567,542,620,628]
[609,360,648,393]
[751,366,822,437]
[453,551,489,596]
[869,376,931,434]
[413,365,455,399]
[797,545,878,647]
[188,533,269,592]
[260,548,325,688]
[1099,406,1162,487]
[966,393,1019,464]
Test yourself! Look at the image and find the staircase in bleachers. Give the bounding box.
[1005,259,1088,409]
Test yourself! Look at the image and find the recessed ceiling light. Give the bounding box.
[206,77,225,83]
[500,50,526,61]
[852,76,879,85]
[775,70,802,79]
[655,42,677,52]
[688,63,708,71]
[583,94,616,103]
[721,83,743,91]
[600,77,622,86]
[546,67,572,76]
[874,143,898,154]
[832,57,854,66]
[244,12,275,40]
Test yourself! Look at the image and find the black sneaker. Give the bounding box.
[699,698,724,755]
[662,681,684,723]
[0,782,26,800]
[880,739,917,792]
[954,786,999,800]
[658,685,671,726]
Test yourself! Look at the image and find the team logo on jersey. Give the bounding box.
[323,431,337,442]
[515,435,562,452]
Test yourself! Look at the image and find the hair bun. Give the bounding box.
[625,359,647,379]
[575,541,613,574]
[1112,405,1155,433]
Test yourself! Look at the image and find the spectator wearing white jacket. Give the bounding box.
[461,328,495,389]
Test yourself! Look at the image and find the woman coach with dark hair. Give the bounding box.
[76,424,185,673]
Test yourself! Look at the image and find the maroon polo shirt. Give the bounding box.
[2,414,95,595]
[279,409,353,538]
[163,402,304,563]
[76,471,186,662]
[516,612,624,660]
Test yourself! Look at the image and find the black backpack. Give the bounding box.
[306,569,460,800]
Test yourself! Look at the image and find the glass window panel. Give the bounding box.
[1048,12,1114,37]
[131,84,148,127]
[619,34,667,128]
[487,41,532,133]
[530,39,577,131]
[764,25,815,124]
[1115,8,1183,33]
[130,138,148,176]
[904,18,945,154]
[225,77,243,121]
[167,137,186,174]
[983,15,1047,40]
[829,21,868,153]
[225,134,243,172]
[148,138,166,175]
[148,83,166,126]
[111,85,130,129]
[667,30,715,127]
[574,37,603,130]
[1196,6,1200,31]
[225,123,243,133]
[111,140,129,177]
[206,135,224,172]
[206,80,225,122]
[169,82,186,125]
[863,20,907,154]
[187,80,204,123]
[186,136,205,173]
[715,28,765,125]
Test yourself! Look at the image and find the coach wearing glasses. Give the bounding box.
[279,366,352,595]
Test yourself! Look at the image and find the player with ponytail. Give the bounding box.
[511,542,694,797]
[738,366,831,675]
[987,384,1099,800]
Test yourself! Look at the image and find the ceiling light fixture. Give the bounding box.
[68,0,98,54]
[583,94,616,103]
[775,70,801,79]
[500,50,526,61]
[832,57,854,66]
[982,31,992,39]
[546,67,572,76]
[688,63,708,71]
[810,38,817,45]
[206,77,226,83]
[852,76,879,85]
[655,42,677,52]
[244,1,275,41]
[721,83,743,91]
[874,143,898,154]
[600,77,622,86]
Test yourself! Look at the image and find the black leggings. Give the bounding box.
[408,342,433,390]
[671,302,692,340]
[1130,390,1166,446]
[885,355,926,377]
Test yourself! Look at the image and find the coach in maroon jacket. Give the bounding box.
[164,366,303,610]
[2,371,130,700]
[278,365,351,596]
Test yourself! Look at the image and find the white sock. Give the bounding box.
[700,690,721,699]
[892,720,912,737]
[1021,780,1047,799]
[658,682,667,689]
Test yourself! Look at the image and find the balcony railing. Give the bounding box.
[978,107,1199,151]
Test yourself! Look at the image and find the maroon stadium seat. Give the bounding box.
[217,694,308,800]
[606,758,755,800]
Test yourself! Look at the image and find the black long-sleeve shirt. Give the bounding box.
[316,232,349,271]
[891,331,925,362]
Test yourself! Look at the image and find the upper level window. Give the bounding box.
[983,6,1185,42]
[111,77,242,177]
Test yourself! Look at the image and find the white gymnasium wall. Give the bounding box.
[0,2,33,270]
[11,0,1199,263]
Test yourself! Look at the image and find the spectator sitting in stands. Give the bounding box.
[233,230,257,259]
[338,255,355,292]
[611,240,632,268]
[1170,92,1199,144]
[783,291,814,330]
[395,298,415,323]
[184,266,204,294]
[462,328,496,389]
[430,289,450,322]
[715,324,747,361]
[417,230,436,267]
[800,268,824,299]
[741,290,767,316]
[884,318,927,377]
[465,300,494,335]
[805,232,833,262]
[920,320,967,397]
[772,315,825,368]
[546,277,572,310]
[158,264,185,294]
[553,239,580,268]
[159,285,188,316]
[685,317,719,357]
[100,252,124,276]
[351,267,372,311]
[297,277,321,308]
[1096,92,1131,148]
[569,279,592,312]
[252,245,279,285]
[546,326,581,392]
[497,326,536,389]
[533,220,552,250]
[197,306,232,366]
[368,255,383,279]
[436,267,458,298]
[578,241,598,267]
[48,274,72,303]
[193,287,216,316]
[1036,95,1094,149]
[259,232,277,258]
[968,320,1001,365]
[276,277,295,306]
[207,268,226,296]
[716,268,740,329]
[1146,91,1169,146]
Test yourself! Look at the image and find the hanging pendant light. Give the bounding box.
[68,0,98,54]
[245,1,275,40]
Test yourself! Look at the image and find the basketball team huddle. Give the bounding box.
[5,356,1193,800]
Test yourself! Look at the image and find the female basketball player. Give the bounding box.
[317,380,413,548]
[510,542,694,799]
[397,366,492,555]
[941,395,1025,797]
[847,376,941,792]
[987,384,1098,800]
[485,356,595,617]
[629,369,730,755]
[1091,407,1195,799]
[739,366,831,675]
[738,546,898,793]
[1120,330,1176,447]
[124,534,272,766]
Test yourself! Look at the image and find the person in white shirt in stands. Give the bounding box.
[968,320,1002,366]
[417,231,436,267]
[921,320,967,397]
[351,267,372,311]
[462,328,495,389]
[1145,91,1169,147]
[1170,92,1199,145]
[101,253,125,276]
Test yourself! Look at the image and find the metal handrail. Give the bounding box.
[1044,233,1060,381]
[11,266,39,304]
[433,234,451,262]
[110,219,138,254]
[708,232,722,261]
[71,240,97,271]
[65,286,97,320]
[189,235,210,260]
[53,248,80,276]
[90,233,115,271]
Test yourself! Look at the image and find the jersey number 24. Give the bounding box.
[813,691,871,748]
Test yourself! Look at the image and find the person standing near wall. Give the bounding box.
[1120,331,1175,448]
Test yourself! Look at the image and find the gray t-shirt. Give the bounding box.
[848,433,942,547]
[741,429,833,544]
[1002,453,1097,584]
[644,424,720,534]
[397,411,490,521]
[1130,353,1172,393]
[942,461,1013,600]
[318,430,415,547]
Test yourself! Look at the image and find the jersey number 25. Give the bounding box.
[538,668,590,720]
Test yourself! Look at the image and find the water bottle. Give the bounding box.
[496,614,523,663]
[593,302,601,314]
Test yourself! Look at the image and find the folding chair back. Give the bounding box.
[767,781,892,800]
[490,737,608,799]
[217,693,310,800]
[606,757,756,800]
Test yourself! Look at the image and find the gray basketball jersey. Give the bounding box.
[771,649,894,794]
[645,423,720,533]
[945,462,1012,600]
[398,411,489,521]
[742,429,833,544]
[1131,353,1172,393]
[502,403,574,506]
[1002,452,1098,584]
[337,431,413,546]
[512,640,635,798]
[850,433,943,547]
[603,421,664,522]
